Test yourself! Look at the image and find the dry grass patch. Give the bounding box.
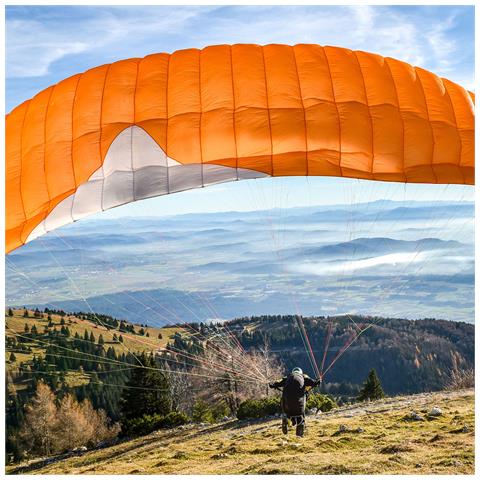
[6,389,474,475]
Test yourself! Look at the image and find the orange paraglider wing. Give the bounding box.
[6,44,475,253]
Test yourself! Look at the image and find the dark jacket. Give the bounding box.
[270,372,320,417]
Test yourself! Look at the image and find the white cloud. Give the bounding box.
[292,251,428,276]
[6,5,473,88]
[6,20,89,77]
[5,7,210,78]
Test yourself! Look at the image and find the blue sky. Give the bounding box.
[5,5,475,217]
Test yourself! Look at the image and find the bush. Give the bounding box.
[122,411,189,437]
[192,400,214,423]
[236,397,281,420]
[306,393,337,413]
[192,400,230,424]
[211,401,230,421]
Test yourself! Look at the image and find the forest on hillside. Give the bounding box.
[167,314,474,395]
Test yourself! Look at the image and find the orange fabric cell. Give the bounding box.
[100,58,139,159]
[5,43,475,253]
[443,79,475,173]
[200,45,236,164]
[20,87,53,245]
[72,64,109,185]
[355,51,404,178]
[231,45,272,171]
[6,101,29,252]
[45,75,81,206]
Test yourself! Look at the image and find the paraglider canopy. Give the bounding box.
[6,44,474,253]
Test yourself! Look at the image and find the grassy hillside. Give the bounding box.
[8,309,472,397]
[6,308,183,391]
[7,389,474,475]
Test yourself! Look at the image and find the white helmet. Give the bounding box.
[292,367,303,375]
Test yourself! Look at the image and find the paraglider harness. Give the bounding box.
[271,381,317,430]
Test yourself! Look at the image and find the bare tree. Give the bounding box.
[253,337,284,396]
[78,399,120,446]
[56,394,86,451]
[16,382,119,458]
[188,336,284,415]
[18,381,58,456]
[163,363,194,415]
[446,351,474,390]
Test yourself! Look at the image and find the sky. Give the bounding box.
[5,5,475,217]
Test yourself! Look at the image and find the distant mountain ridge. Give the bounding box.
[301,237,463,258]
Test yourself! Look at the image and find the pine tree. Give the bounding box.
[357,369,385,402]
[24,323,30,333]
[57,354,68,371]
[158,333,163,340]
[9,352,16,362]
[120,353,171,421]
[98,334,105,346]
[113,333,118,342]
[8,308,13,316]
[89,332,96,343]
[106,346,116,360]
[23,309,29,318]
[119,335,124,343]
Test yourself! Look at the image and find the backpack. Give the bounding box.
[281,373,307,416]
[284,372,305,397]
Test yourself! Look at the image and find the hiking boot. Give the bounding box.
[296,422,305,437]
[282,417,288,434]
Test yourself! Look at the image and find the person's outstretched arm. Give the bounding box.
[269,377,287,389]
[303,375,321,388]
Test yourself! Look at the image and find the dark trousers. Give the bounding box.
[288,414,305,426]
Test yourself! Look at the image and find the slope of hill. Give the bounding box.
[6,309,183,394]
[7,389,474,475]
[7,310,474,397]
